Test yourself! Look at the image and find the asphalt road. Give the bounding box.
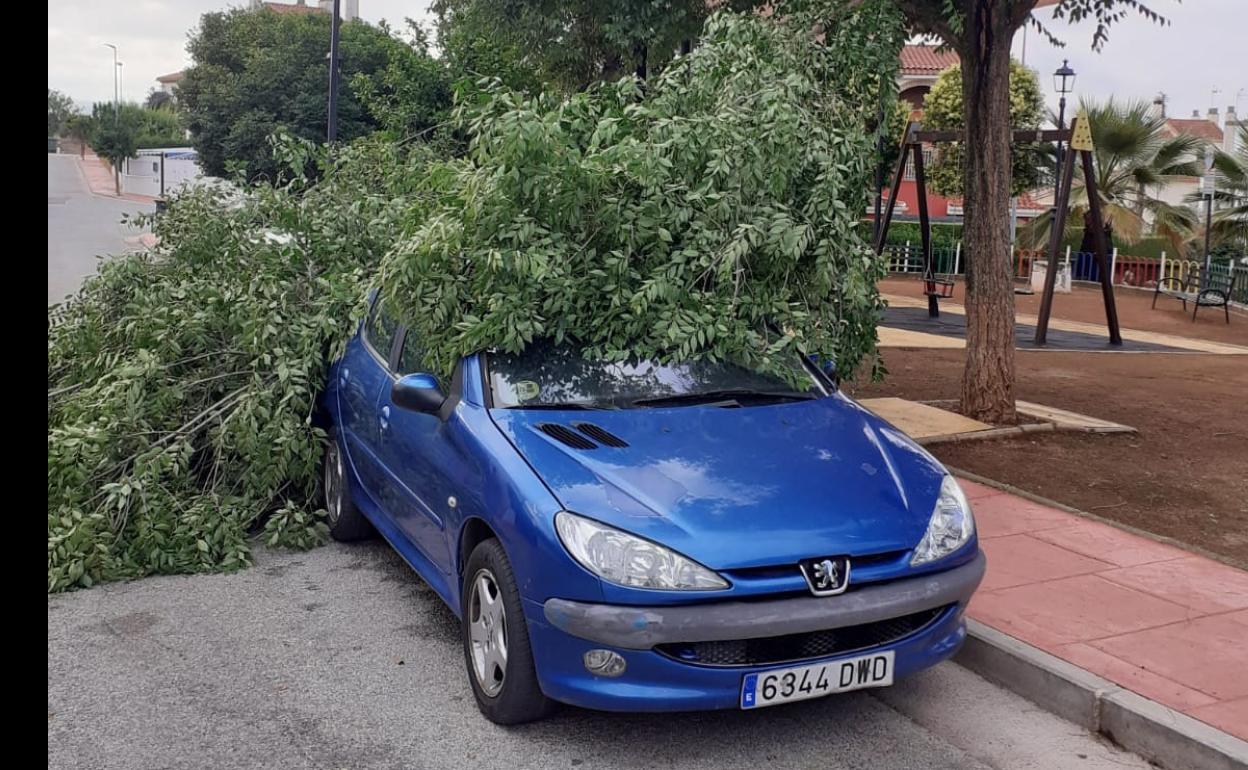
[48,541,1152,770]
[47,154,154,305]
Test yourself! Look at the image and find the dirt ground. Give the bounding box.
[854,280,1248,567]
[880,276,1248,347]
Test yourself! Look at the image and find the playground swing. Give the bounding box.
[872,116,1122,346]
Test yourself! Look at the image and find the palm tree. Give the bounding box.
[1188,122,1248,255]
[1023,98,1204,256]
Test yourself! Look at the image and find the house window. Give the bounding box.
[903,148,937,181]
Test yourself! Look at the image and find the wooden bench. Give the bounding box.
[1152,268,1234,323]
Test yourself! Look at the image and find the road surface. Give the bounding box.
[47,154,154,305]
[48,541,1153,770]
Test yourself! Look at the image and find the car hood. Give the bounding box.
[489,394,947,570]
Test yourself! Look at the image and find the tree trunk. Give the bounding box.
[957,6,1017,424]
[114,163,121,196]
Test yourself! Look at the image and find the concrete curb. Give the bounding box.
[956,620,1248,770]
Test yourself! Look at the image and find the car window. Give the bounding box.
[364,299,400,368]
[486,341,823,409]
[398,329,429,375]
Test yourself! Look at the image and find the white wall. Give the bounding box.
[121,148,206,198]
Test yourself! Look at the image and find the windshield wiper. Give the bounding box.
[504,402,615,411]
[631,389,817,408]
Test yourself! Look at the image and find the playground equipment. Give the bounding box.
[873,116,1122,345]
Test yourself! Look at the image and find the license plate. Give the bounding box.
[740,651,894,709]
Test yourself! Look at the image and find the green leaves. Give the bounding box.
[923,59,1046,199]
[385,10,904,386]
[47,135,436,593]
[48,7,905,593]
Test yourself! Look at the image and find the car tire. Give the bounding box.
[321,435,373,542]
[462,538,553,725]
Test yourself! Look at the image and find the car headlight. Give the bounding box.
[911,475,976,566]
[555,511,728,590]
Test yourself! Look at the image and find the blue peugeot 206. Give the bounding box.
[320,293,986,724]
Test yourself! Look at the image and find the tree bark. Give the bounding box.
[957,4,1017,424]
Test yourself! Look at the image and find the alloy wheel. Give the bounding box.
[468,569,508,697]
[324,443,342,525]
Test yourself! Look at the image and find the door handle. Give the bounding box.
[379,405,390,432]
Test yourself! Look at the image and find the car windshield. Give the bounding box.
[486,341,826,409]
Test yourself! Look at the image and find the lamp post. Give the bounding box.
[103,43,119,124]
[1052,60,1076,196]
[326,0,341,142]
[1202,147,1215,271]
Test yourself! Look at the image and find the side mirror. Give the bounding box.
[391,373,445,414]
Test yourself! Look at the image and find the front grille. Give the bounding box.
[725,550,909,581]
[654,606,949,667]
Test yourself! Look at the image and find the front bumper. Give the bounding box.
[526,550,985,712]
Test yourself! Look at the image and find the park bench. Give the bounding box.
[1151,268,1234,323]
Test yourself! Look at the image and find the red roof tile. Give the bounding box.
[1163,118,1223,143]
[900,45,960,76]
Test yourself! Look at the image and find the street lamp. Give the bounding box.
[1202,146,1215,270]
[103,43,119,124]
[326,0,341,141]
[1053,60,1076,191]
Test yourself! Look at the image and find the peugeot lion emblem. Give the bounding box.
[800,556,851,596]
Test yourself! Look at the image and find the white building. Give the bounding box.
[1151,99,1245,215]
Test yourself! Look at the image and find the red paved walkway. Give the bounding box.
[961,478,1248,741]
[77,152,158,204]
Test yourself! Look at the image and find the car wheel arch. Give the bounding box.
[458,517,499,577]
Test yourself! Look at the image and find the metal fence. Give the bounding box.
[882,243,961,276]
[884,241,1248,306]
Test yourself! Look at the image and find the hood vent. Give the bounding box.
[537,423,598,450]
[573,422,629,448]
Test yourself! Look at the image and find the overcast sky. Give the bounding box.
[49,0,1246,120]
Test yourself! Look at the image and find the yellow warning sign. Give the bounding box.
[1070,110,1094,151]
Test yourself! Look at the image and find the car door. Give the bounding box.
[337,295,400,509]
[371,327,458,574]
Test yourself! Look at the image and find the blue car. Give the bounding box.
[320,293,986,724]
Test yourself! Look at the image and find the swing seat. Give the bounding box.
[924,274,955,299]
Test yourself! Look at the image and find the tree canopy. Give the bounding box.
[49,89,77,136]
[431,0,760,92]
[922,59,1045,198]
[382,9,906,382]
[178,8,452,179]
